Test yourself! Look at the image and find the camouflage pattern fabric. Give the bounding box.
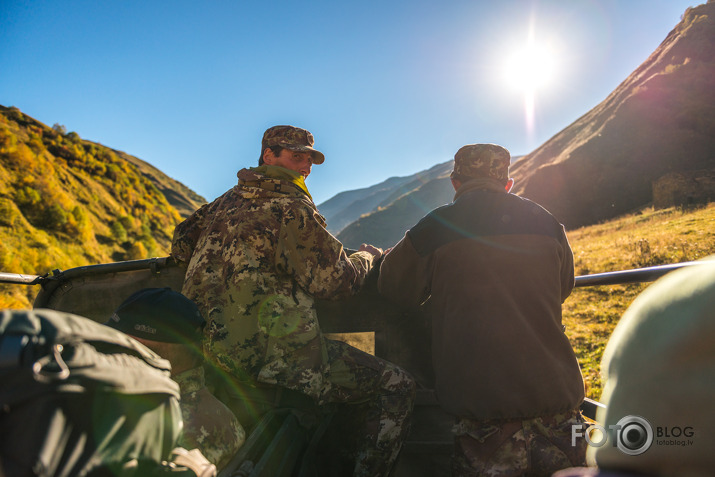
[172,166,376,399]
[171,165,415,477]
[453,143,511,181]
[451,409,587,477]
[174,366,246,471]
[261,125,325,164]
[322,339,416,477]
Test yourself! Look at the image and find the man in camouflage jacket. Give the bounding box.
[171,125,415,477]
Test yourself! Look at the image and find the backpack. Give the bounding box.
[0,308,186,476]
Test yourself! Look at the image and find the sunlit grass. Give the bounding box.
[563,203,715,400]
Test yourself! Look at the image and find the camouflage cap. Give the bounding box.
[106,288,206,344]
[262,125,325,164]
[453,143,510,181]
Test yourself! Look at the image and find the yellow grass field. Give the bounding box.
[563,203,715,400]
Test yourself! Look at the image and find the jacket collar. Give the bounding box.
[237,165,313,201]
[454,177,507,201]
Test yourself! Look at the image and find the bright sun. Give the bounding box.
[503,42,557,92]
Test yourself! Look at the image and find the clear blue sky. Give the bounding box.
[0,0,701,205]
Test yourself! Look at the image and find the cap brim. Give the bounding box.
[284,145,325,164]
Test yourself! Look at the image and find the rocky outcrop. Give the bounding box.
[653,169,715,208]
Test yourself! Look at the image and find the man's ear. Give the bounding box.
[451,178,461,192]
[262,148,275,165]
[505,178,514,192]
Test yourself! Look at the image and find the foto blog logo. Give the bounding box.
[572,415,654,456]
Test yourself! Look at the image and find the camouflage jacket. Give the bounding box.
[174,366,245,471]
[171,166,376,400]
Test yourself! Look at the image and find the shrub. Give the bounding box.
[127,241,147,260]
[0,199,18,227]
[52,123,67,135]
[40,204,69,230]
[118,215,134,232]
[0,126,18,154]
[110,220,128,242]
[65,206,93,242]
[105,163,121,181]
[15,186,41,209]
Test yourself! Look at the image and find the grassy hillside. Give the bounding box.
[0,106,200,308]
[563,203,715,400]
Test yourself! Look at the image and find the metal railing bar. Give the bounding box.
[0,257,176,286]
[49,256,175,279]
[0,272,44,285]
[574,260,709,287]
[2,258,710,288]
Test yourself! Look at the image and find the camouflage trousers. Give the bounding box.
[321,338,417,477]
[451,409,587,477]
[175,367,246,471]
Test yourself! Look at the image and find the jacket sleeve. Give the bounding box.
[275,201,375,300]
[377,232,432,310]
[559,225,576,303]
[170,202,211,265]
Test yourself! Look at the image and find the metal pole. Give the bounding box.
[575,260,708,287]
[0,272,44,285]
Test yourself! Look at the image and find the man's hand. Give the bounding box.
[358,243,383,258]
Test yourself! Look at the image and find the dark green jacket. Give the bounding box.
[379,180,584,420]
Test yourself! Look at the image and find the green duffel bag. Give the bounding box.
[0,308,188,477]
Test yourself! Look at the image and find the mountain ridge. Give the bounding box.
[328,2,714,246]
[320,161,454,235]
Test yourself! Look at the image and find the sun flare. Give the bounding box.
[503,42,557,93]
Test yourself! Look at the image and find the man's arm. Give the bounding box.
[170,202,211,264]
[559,225,576,303]
[276,201,378,300]
[377,232,432,310]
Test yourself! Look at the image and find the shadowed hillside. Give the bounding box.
[320,161,454,235]
[337,176,454,249]
[333,158,521,249]
[319,175,417,235]
[0,105,205,308]
[511,1,715,228]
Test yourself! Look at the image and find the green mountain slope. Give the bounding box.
[0,105,205,308]
[115,148,206,219]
